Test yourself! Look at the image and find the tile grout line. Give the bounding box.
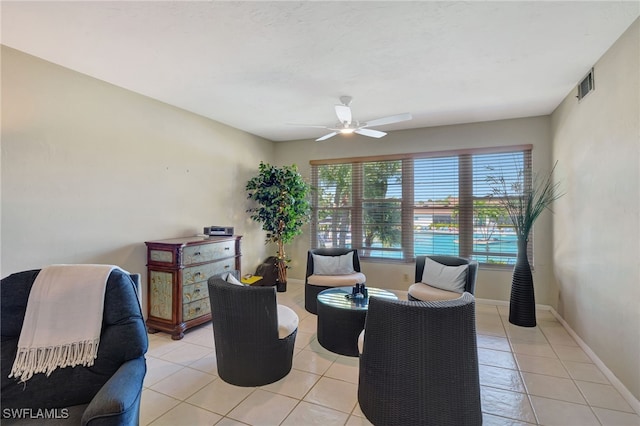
[143,284,638,425]
[548,307,640,416]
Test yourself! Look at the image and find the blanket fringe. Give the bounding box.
[9,339,100,383]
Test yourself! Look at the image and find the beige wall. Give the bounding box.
[551,19,640,400]
[1,46,275,304]
[275,116,557,305]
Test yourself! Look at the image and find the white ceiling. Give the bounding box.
[1,1,638,142]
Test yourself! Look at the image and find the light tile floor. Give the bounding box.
[141,282,640,425]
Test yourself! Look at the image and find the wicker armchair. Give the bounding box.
[304,248,366,314]
[409,255,478,301]
[207,271,298,386]
[358,293,481,426]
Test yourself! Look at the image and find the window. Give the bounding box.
[311,146,532,266]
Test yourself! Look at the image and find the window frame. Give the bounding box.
[310,145,533,267]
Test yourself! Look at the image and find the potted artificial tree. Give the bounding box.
[246,162,311,292]
[488,162,563,327]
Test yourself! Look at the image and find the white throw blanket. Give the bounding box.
[9,264,118,382]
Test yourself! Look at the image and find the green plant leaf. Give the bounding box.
[246,162,312,281]
[486,161,564,239]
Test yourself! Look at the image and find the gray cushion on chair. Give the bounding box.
[420,257,468,293]
[311,252,356,274]
[306,272,366,287]
[277,305,298,339]
[408,282,463,301]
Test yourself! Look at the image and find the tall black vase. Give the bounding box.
[509,238,536,327]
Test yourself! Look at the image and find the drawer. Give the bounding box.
[182,240,236,265]
[183,298,211,321]
[149,249,175,264]
[183,281,209,303]
[182,258,235,285]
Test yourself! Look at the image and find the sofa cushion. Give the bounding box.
[307,273,366,287]
[312,252,356,275]
[421,257,468,293]
[408,282,464,301]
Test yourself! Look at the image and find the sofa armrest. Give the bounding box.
[81,357,146,426]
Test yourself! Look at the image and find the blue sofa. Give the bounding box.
[1,268,148,425]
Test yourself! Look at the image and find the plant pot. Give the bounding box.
[276,280,287,293]
[509,238,536,327]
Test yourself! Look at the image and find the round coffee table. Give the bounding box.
[316,286,398,357]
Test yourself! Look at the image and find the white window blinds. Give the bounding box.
[311,145,533,266]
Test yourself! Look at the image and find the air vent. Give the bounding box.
[577,68,595,101]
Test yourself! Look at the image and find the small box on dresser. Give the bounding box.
[145,235,242,340]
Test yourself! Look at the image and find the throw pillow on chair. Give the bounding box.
[409,256,478,302]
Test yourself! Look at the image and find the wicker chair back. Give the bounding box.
[358,293,482,425]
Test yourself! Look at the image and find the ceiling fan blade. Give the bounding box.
[316,132,338,142]
[286,123,330,128]
[355,128,387,138]
[362,112,412,128]
[335,105,352,125]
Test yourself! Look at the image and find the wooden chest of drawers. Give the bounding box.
[145,236,242,340]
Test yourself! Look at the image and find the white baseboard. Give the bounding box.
[475,298,640,415]
[476,298,552,311]
[548,307,640,416]
[476,297,509,306]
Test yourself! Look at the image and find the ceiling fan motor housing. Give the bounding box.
[289,96,412,141]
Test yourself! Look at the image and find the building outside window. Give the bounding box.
[311,145,532,266]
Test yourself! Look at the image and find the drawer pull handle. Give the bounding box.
[194,289,200,295]
[194,251,201,256]
[195,307,201,312]
[195,272,202,277]
[224,247,230,251]
[224,265,230,269]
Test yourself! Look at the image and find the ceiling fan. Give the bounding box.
[290,96,412,141]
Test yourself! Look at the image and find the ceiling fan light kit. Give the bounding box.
[288,96,412,142]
